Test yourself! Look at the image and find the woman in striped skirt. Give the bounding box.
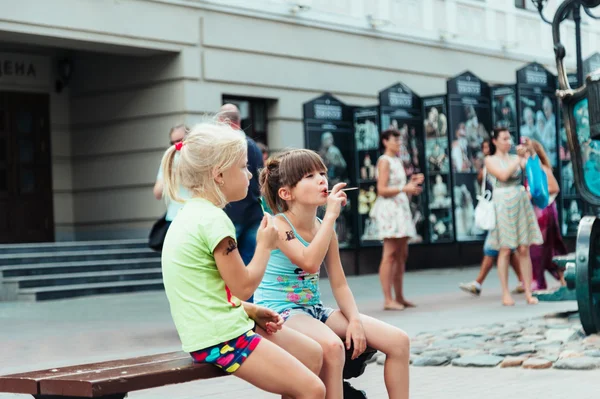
[485,127,543,306]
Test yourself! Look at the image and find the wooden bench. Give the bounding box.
[0,348,376,398]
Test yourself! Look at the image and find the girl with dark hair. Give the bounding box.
[370,129,424,310]
[459,139,524,296]
[256,149,410,399]
[485,128,542,306]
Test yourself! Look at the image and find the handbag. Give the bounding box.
[525,154,549,209]
[474,167,496,230]
[148,213,171,252]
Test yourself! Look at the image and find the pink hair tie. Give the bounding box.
[175,142,184,151]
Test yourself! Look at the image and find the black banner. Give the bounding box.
[303,93,356,248]
[377,83,427,244]
[447,71,491,242]
[353,106,380,245]
[422,95,454,243]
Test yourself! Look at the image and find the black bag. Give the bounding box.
[148,214,171,252]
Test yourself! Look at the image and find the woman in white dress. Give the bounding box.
[371,129,424,310]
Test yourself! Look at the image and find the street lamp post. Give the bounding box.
[532,0,600,86]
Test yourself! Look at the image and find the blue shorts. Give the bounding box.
[483,246,516,257]
[280,304,335,323]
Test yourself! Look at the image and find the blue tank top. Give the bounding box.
[254,214,322,313]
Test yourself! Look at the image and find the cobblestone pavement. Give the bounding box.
[1,266,595,399]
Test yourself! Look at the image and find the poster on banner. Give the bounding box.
[303,94,356,248]
[447,71,491,242]
[422,95,454,243]
[491,85,518,147]
[516,63,559,168]
[353,106,381,245]
[378,83,427,244]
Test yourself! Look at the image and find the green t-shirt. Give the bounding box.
[161,197,254,352]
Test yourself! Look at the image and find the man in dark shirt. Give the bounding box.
[219,104,265,301]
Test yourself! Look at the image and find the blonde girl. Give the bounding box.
[255,149,410,399]
[161,122,325,399]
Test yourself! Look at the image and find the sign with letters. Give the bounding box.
[0,53,50,88]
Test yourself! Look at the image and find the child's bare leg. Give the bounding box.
[234,337,325,399]
[257,325,323,375]
[326,311,409,399]
[476,256,494,285]
[286,315,346,399]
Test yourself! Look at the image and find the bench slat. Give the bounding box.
[39,358,224,397]
[0,352,187,395]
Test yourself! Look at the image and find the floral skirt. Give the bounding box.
[369,193,416,240]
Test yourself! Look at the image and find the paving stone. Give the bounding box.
[568,329,587,342]
[553,357,600,370]
[420,349,460,360]
[522,327,545,335]
[490,345,536,357]
[516,335,545,344]
[499,356,526,368]
[522,358,553,369]
[559,350,585,359]
[457,349,484,357]
[583,334,600,346]
[497,326,523,336]
[545,323,573,330]
[583,349,600,358]
[415,333,435,340]
[410,346,426,355]
[412,356,450,367]
[545,328,579,343]
[451,355,504,368]
[453,329,488,338]
[431,339,481,350]
[535,340,563,350]
[540,353,559,362]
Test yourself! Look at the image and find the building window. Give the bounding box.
[222,96,269,146]
[515,0,538,11]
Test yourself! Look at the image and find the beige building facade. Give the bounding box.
[0,0,598,242]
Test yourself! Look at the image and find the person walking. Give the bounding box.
[370,129,424,311]
[150,124,191,251]
[525,138,567,291]
[485,127,543,306]
[219,104,265,302]
[459,139,524,296]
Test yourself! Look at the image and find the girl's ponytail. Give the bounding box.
[260,158,281,213]
[161,145,181,204]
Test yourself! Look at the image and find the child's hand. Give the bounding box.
[250,306,284,335]
[346,319,367,360]
[325,183,348,220]
[256,214,279,250]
